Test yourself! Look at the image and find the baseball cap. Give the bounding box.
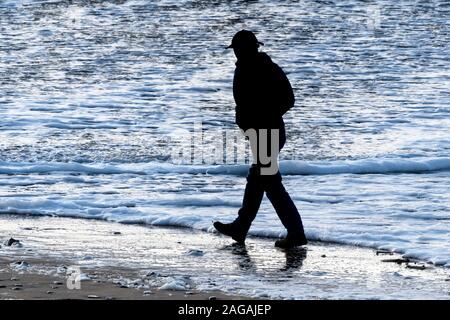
[226,30,264,49]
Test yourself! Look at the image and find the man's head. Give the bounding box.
[227,30,263,61]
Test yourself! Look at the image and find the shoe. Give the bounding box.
[213,221,247,244]
[275,234,307,248]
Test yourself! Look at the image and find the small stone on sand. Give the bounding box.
[406,264,426,270]
[376,250,393,256]
[382,258,410,264]
[4,238,21,246]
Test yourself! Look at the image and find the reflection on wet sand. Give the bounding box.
[222,243,307,273]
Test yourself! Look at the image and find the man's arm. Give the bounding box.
[272,64,295,115]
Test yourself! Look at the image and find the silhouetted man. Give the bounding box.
[213,30,307,248]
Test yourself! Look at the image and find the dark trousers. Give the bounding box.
[235,126,306,237]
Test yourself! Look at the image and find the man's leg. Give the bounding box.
[263,173,306,240]
[234,164,265,229]
[213,164,264,243]
[261,127,307,247]
[213,130,265,243]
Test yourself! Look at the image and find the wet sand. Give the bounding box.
[0,257,243,300]
[0,215,449,300]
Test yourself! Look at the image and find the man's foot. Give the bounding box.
[213,221,247,244]
[275,234,308,249]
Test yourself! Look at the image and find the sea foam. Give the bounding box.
[1,157,450,176]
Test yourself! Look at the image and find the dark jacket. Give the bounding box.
[233,52,295,130]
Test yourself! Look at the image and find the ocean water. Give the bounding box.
[1,0,449,268]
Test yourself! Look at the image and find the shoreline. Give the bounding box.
[1,214,449,300]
